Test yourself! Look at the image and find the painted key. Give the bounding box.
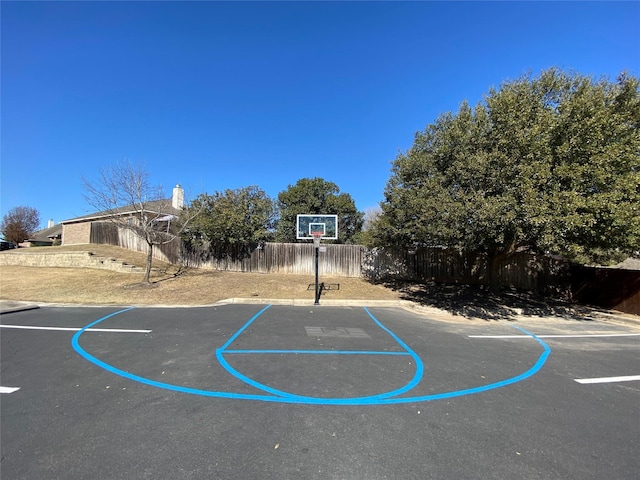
[215,305,425,403]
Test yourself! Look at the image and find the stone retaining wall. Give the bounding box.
[0,251,144,273]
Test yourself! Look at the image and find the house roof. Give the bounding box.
[61,198,181,224]
[28,223,63,242]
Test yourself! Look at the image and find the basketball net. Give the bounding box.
[312,231,322,248]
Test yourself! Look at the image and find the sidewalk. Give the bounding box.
[1,297,638,328]
[0,300,40,314]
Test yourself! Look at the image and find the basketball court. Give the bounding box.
[2,210,638,478]
[66,304,553,405]
[2,302,638,479]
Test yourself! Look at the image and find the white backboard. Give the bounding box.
[296,214,338,240]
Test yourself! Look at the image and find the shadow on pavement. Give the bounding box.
[378,280,596,322]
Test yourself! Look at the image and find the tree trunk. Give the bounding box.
[143,243,154,283]
[486,252,502,292]
[486,242,517,292]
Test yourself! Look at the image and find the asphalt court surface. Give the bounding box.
[1,304,639,479]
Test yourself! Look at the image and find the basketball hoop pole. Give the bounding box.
[312,232,322,305]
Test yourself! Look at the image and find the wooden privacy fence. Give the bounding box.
[570,265,640,315]
[90,222,181,264]
[91,223,364,277]
[181,242,570,295]
[182,242,364,277]
[362,247,570,295]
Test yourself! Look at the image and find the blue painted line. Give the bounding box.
[215,345,314,400]
[362,307,424,399]
[71,307,294,402]
[223,349,410,356]
[215,305,424,402]
[72,305,552,406]
[215,344,422,404]
[210,305,423,403]
[213,304,322,400]
[374,323,553,404]
[218,304,272,351]
[74,306,138,334]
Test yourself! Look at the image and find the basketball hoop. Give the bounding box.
[311,231,322,249]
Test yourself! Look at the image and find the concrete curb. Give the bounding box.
[213,298,461,321]
[213,298,640,327]
[1,297,637,328]
[0,300,41,315]
[213,297,411,307]
[586,310,640,328]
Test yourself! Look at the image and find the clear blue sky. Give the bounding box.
[2,1,639,229]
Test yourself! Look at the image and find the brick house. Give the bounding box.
[60,185,185,246]
[19,220,63,247]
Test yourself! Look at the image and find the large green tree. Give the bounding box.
[372,69,639,283]
[1,206,40,245]
[275,177,364,243]
[183,186,276,258]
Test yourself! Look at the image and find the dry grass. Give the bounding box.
[4,245,621,325]
[0,245,401,305]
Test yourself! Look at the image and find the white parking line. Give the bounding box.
[0,386,21,393]
[574,375,640,384]
[0,324,151,333]
[469,333,640,339]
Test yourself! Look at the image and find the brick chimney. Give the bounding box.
[172,184,184,209]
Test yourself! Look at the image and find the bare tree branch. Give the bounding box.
[82,160,201,282]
